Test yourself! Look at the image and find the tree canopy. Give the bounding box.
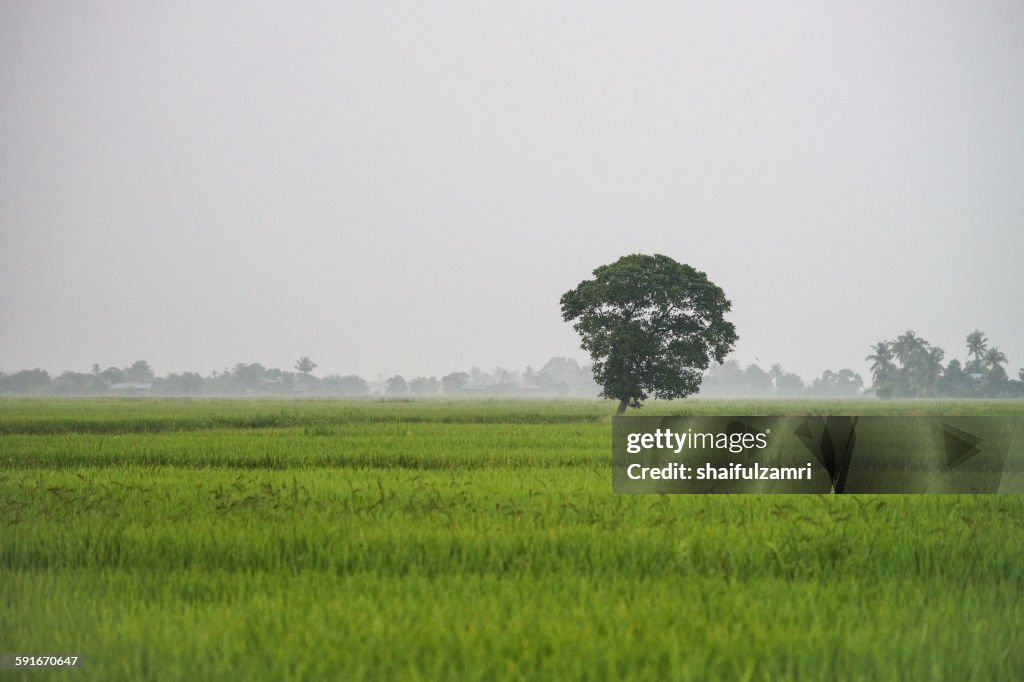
[560,253,737,414]
[294,357,317,375]
[867,329,1019,398]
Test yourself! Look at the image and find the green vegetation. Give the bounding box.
[561,254,737,414]
[0,356,601,398]
[868,329,1022,399]
[3,398,1024,680]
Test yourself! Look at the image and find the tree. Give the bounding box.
[764,364,804,394]
[294,357,317,375]
[153,372,205,395]
[100,366,126,385]
[536,357,598,395]
[560,254,737,415]
[809,368,863,397]
[835,369,864,395]
[891,331,927,369]
[232,363,268,393]
[699,360,745,396]
[981,347,1009,395]
[385,375,408,395]
[966,330,988,366]
[53,371,107,395]
[489,367,518,394]
[180,371,205,394]
[441,372,469,395]
[865,341,895,388]
[0,369,52,395]
[409,376,440,395]
[877,331,945,398]
[742,364,773,393]
[774,370,805,393]
[125,360,155,383]
[321,374,369,396]
[983,347,1007,373]
[938,358,968,398]
[919,346,945,398]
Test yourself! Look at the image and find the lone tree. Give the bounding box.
[560,253,737,415]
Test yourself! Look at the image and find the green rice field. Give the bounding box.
[3,398,1024,680]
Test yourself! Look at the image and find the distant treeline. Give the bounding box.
[701,329,1023,399]
[864,329,1022,399]
[2,330,1021,398]
[0,357,601,397]
[698,362,866,398]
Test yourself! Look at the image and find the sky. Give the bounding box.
[2,1,1022,383]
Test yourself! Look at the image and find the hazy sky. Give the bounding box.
[3,1,1022,383]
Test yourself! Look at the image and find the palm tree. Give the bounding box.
[966,330,988,365]
[865,341,895,385]
[892,331,927,368]
[294,357,317,375]
[983,347,1007,371]
[980,347,1009,394]
[887,331,948,397]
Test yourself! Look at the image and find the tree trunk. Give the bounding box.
[615,398,629,416]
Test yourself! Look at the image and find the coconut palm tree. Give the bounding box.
[977,347,1010,395]
[983,347,1007,368]
[892,331,927,368]
[966,330,988,365]
[865,341,895,386]
[294,357,317,375]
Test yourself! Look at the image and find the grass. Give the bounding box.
[2,398,1024,680]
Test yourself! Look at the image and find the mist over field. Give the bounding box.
[6,6,1024,678]
[3,2,1023,386]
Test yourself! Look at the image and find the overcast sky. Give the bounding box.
[2,1,1022,383]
